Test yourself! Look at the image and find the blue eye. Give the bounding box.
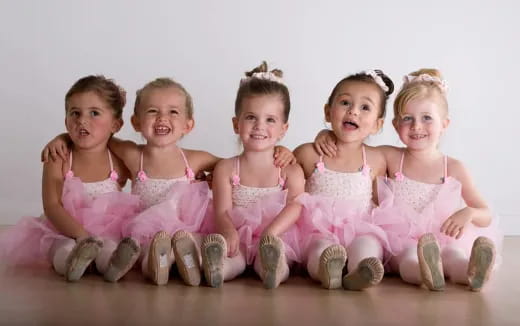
[245,115,255,120]
[402,116,412,122]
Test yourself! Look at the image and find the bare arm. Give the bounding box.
[212,159,240,257]
[441,159,492,238]
[263,164,305,236]
[42,159,88,239]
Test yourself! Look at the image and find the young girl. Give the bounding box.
[294,70,395,290]
[0,75,140,282]
[375,69,501,291]
[43,77,295,286]
[201,62,305,289]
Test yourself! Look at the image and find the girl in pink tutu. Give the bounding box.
[295,70,395,290]
[43,77,295,286]
[0,75,141,282]
[202,62,305,289]
[373,69,501,291]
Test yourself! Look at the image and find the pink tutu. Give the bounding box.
[296,192,393,257]
[227,190,301,265]
[0,176,140,267]
[374,176,503,259]
[122,181,211,246]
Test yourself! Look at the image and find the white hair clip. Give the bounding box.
[403,74,448,93]
[362,70,389,93]
[240,71,285,86]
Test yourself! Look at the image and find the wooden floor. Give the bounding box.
[1,237,519,326]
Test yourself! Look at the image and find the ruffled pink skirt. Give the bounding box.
[296,193,392,258]
[122,181,212,247]
[374,176,503,259]
[0,177,140,267]
[224,190,301,265]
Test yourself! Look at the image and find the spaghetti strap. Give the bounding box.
[178,149,195,181]
[361,146,367,166]
[277,167,285,187]
[107,150,115,171]
[399,151,405,174]
[68,151,73,171]
[139,151,144,172]
[107,151,118,181]
[232,157,241,186]
[443,155,448,182]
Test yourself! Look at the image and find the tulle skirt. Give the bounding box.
[296,192,393,259]
[122,181,212,247]
[0,177,140,267]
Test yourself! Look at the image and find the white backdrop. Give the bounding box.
[1,1,518,233]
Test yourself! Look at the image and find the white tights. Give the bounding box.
[50,238,117,275]
[306,235,383,281]
[391,244,469,285]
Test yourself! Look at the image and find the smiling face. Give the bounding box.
[131,86,194,148]
[325,81,384,144]
[393,95,449,151]
[232,94,288,152]
[65,91,122,151]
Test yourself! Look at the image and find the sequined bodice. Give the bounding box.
[232,184,282,208]
[393,176,442,213]
[392,151,447,213]
[305,147,373,213]
[66,150,121,198]
[132,175,189,210]
[130,149,195,210]
[83,179,120,197]
[231,156,284,208]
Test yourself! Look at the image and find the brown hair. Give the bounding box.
[234,61,291,122]
[134,78,194,119]
[327,70,394,119]
[65,75,126,119]
[393,68,448,118]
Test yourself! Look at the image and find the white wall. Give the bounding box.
[1,1,518,233]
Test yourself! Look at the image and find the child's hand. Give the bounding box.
[314,129,338,157]
[41,136,70,162]
[221,227,240,257]
[274,146,296,167]
[440,208,473,239]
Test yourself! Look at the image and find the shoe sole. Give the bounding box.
[148,231,172,286]
[104,238,140,283]
[468,237,495,291]
[418,233,445,291]
[203,241,224,288]
[342,257,384,291]
[319,245,346,289]
[66,238,102,282]
[173,232,201,286]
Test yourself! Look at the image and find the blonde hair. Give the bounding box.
[65,75,126,119]
[134,77,194,119]
[393,68,448,118]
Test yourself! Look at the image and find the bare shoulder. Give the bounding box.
[446,156,470,180]
[282,162,304,179]
[365,145,387,175]
[43,155,67,178]
[213,157,235,176]
[293,142,320,164]
[183,148,222,172]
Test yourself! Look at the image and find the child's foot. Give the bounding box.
[172,230,201,287]
[65,237,103,282]
[259,235,285,290]
[148,231,172,286]
[104,237,140,283]
[201,234,226,288]
[417,233,445,291]
[318,244,347,289]
[468,236,496,291]
[342,257,384,291]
